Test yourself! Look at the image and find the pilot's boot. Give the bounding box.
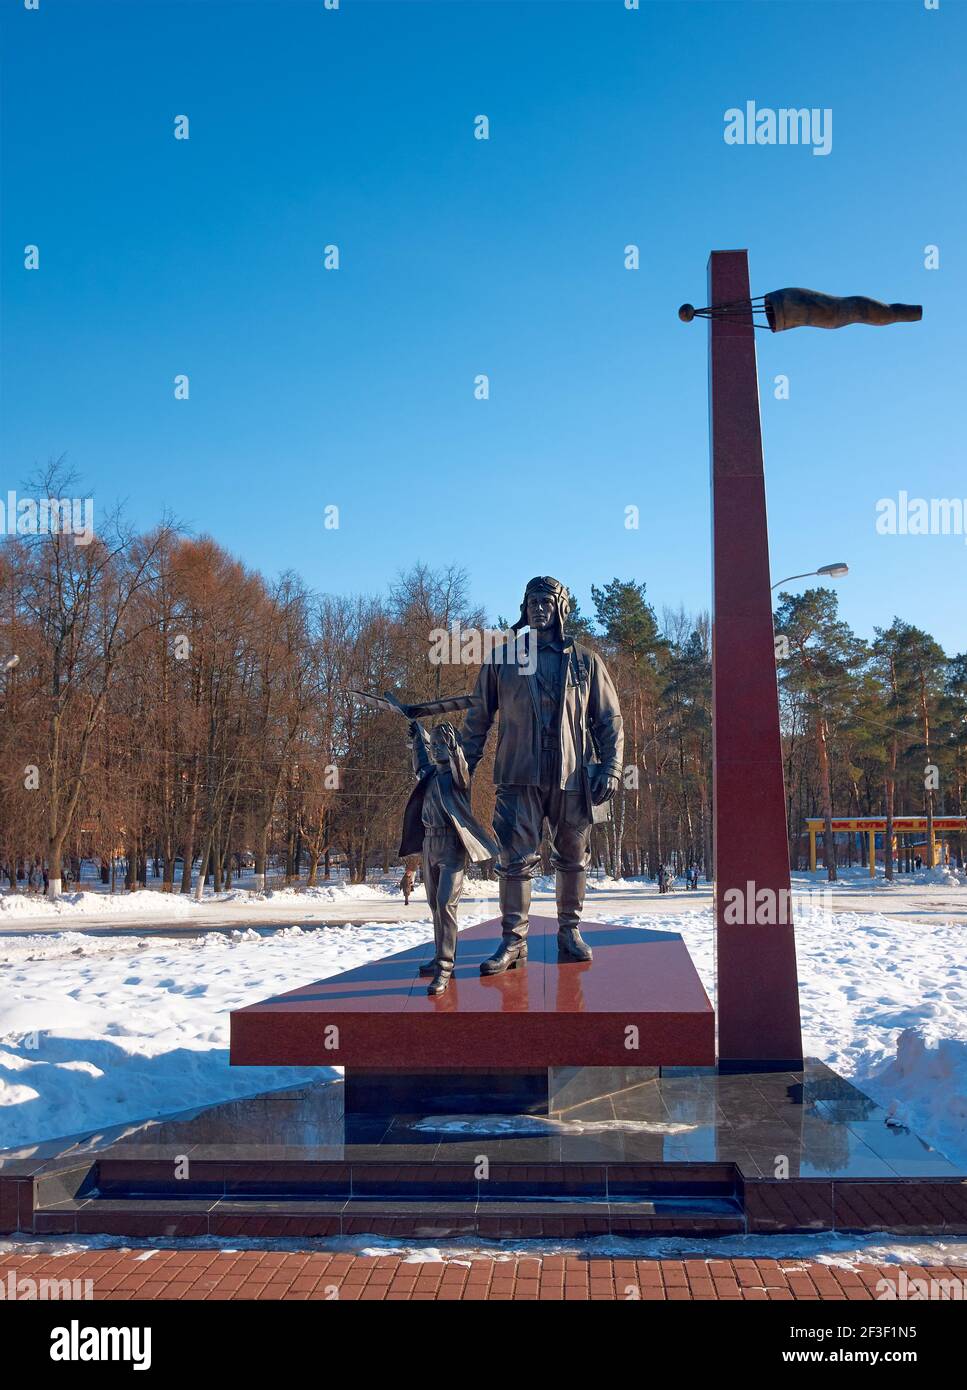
[556,869,592,962]
[479,938,528,975]
[418,960,437,977]
[480,877,530,975]
[427,966,452,996]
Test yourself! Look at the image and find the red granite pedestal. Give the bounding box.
[230,916,715,1113]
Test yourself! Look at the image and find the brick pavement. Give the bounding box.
[2,1250,964,1300]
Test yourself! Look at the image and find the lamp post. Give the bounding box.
[772,562,849,591]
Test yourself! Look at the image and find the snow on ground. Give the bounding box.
[4,1229,967,1270]
[636,902,967,1166]
[0,918,459,1149]
[2,862,965,927]
[821,862,966,885]
[817,863,967,891]
[0,871,609,922]
[0,879,405,922]
[0,879,964,1170]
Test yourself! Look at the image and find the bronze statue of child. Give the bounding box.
[399,719,499,995]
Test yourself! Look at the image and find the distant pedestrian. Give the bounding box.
[400,866,414,905]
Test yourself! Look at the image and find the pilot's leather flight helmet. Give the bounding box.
[511,575,572,641]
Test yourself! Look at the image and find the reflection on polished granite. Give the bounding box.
[3,1059,965,1238]
[1,1059,960,1181]
[231,916,715,1069]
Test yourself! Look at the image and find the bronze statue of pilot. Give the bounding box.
[399,720,499,995]
[459,576,624,974]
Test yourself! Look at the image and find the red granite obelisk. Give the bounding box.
[708,249,803,1070]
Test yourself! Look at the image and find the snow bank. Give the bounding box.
[860,1030,967,1166]
[0,890,194,920]
[0,879,407,923]
[218,882,402,905]
[798,863,967,891]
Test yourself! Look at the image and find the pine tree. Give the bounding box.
[775,588,866,881]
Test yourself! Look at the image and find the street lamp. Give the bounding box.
[771,562,848,592]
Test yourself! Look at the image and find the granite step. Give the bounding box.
[85,1155,742,1202]
[30,1193,746,1239]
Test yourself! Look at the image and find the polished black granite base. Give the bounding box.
[1,1060,964,1239]
[343,1065,661,1118]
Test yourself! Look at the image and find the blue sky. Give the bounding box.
[3,0,964,650]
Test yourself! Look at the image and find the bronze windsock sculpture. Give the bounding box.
[678,287,922,331]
